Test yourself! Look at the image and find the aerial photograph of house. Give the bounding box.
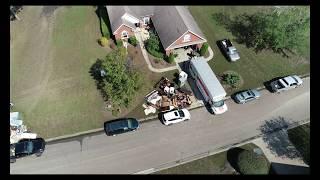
[10,5,310,174]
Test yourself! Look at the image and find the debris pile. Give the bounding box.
[10,112,37,144]
[143,77,193,115]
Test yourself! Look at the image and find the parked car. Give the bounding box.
[104,118,140,136]
[10,138,46,163]
[269,75,303,93]
[234,89,261,104]
[218,39,240,62]
[161,109,191,126]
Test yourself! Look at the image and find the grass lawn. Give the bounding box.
[189,6,310,95]
[288,122,310,165]
[155,143,263,174]
[10,6,176,139]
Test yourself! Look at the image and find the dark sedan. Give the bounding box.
[104,118,140,136]
[233,89,261,104]
[10,138,46,163]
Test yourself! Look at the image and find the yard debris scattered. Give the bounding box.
[143,77,193,115]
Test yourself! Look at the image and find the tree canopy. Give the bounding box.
[92,47,143,115]
[236,149,270,174]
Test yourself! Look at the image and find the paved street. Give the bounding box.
[10,78,310,174]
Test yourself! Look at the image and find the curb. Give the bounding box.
[136,118,310,174]
[45,75,309,143]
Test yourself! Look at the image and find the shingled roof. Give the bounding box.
[152,6,206,50]
[106,6,206,49]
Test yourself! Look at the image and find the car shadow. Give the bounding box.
[216,40,230,62]
[263,77,283,93]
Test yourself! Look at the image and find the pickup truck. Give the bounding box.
[219,39,240,62]
[269,75,303,93]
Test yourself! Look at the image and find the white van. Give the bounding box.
[189,58,228,114]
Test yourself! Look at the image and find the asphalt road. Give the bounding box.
[10,78,310,174]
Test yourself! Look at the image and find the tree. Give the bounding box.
[288,123,310,165]
[92,48,143,115]
[199,42,209,56]
[235,7,310,55]
[237,149,270,174]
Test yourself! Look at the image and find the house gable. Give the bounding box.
[166,31,206,50]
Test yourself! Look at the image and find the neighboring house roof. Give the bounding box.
[106,6,206,49]
[152,6,206,50]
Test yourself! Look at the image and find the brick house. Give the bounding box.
[106,6,207,55]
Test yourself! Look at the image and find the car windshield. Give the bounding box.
[178,110,185,117]
[27,142,33,153]
[213,100,224,107]
[174,112,179,116]
[127,119,133,129]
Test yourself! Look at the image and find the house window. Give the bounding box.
[143,17,150,25]
[183,34,191,42]
[122,31,128,38]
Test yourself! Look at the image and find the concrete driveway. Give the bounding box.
[10,78,310,174]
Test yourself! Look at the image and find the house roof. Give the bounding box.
[106,6,154,33]
[106,6,206,49]
[152,6,206,50]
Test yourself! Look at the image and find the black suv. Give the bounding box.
[10,138,46,163]
[104,118,140,136]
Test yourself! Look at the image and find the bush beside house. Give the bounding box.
[145,32,165,59]
[128,36,138,47]
[116,40,123,48]
[99,37,108,47]
[166,53,175,64]
[199,42,209,56]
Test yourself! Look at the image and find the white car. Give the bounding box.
[162,109,191,126]
[270,75,303,93]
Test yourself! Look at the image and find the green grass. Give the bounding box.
[288,122,310,165]
[189,6,310,95]
[11,6,171,139]
[155,143,262,174]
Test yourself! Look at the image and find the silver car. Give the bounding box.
[234,89,261,104]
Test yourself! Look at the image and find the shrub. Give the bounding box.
[237,149,269,174]
[145,32,165,59]
[199,42,209,56]
[167,53,175,64]
[116,40,123,48]
[222,72,240,88]
[99,37,108,47]
[128,36,138,47]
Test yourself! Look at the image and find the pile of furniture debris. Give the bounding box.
[10,112,37,144]
[143,77,193,115]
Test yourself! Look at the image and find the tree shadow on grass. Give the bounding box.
[211,12,290,57]
[227,147,245,173]
[89,59,107,101]
[259,117,302,159]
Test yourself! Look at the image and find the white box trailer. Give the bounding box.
[189,58,228,114]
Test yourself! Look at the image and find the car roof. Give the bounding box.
[283,76,298,85]
[163,110,180,120]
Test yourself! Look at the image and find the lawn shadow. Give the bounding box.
[211,12,291,57]
[95,6,114,41]
[89,59,107,100]
[226,147,245,173]
[259,117,302,159]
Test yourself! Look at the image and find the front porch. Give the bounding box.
[171,46,201,63]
